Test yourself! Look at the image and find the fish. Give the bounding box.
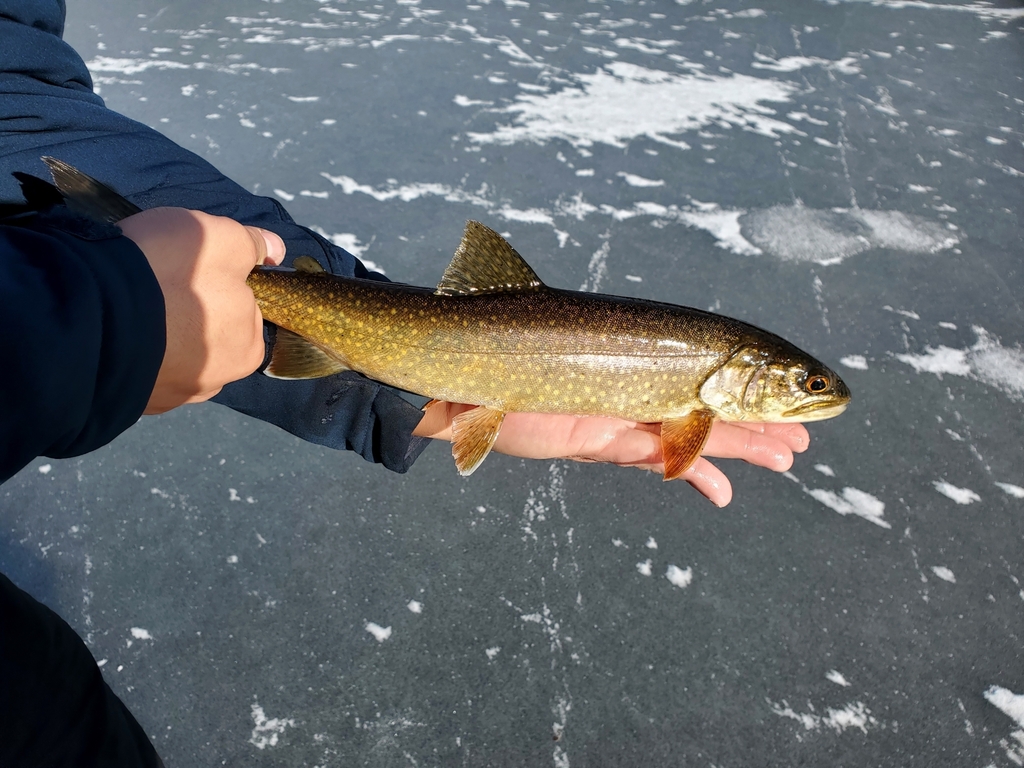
[246,227,851,479]
[42,156,851,480]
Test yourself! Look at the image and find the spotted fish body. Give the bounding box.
[251,272,756,422]
[41,158,850,480]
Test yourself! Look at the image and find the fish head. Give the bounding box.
[698,342,851,423]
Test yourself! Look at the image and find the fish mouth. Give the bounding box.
[781,399,850,421]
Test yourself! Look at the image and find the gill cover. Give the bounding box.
[699,344,850,422]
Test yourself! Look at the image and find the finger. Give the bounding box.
[702,422,796,471]
[681,457,733,507]
[564,416,661,466]
[245,225,286,266]
[496,412,661,464]
[731,422,810,453]
[412,400,465,441]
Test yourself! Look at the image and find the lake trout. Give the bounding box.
[43,156,850,480]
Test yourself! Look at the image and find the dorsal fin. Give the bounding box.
[292,255,326,273]
[435,221,545,296]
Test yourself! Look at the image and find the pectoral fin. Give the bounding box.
[292,255,326,273]
[264,328,349,379]
[451,406,506,476]
[661,410,715,481]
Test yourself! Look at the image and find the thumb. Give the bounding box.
[246,226,286,266]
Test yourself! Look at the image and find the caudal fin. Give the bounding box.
[42,156,142,223]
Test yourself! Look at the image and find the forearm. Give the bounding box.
[0,212,165,483]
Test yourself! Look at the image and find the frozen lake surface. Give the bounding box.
[2,0,1023,765]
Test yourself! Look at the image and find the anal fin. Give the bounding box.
[451,406,506,476]
[264,328,349,379]
[661,410,715,481]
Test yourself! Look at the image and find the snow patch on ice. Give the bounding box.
[984,686,1024,765]
[995,482,1024,499]
[666,565,693,588]
[466,61,803,149]
[307,225,374,262]
[680,209,762,256]
[250,700,296,750]
[986,686,1024,729]
[932,481,980,505]
[365,622,392,642]
[770,699,878,735]
[739,206,956,265]
[752,52,862,75]
[896,326,1024,401]
[930,566,956,583]
[806,487,890,529]
[826,670,852,687]
[130,627,152,640]
[617,172,665,187]
[313,170,953,267]
[840,355,868,370]
[838,0,1024,21]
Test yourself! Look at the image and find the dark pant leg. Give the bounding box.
[0,572,163,768]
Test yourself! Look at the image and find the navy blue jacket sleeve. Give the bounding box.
[0,209,165,484]
[0,0,429,473]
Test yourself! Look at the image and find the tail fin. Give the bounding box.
[42,156,142,223]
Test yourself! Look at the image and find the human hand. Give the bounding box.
[118,207,286,414]
[414,402,809,507]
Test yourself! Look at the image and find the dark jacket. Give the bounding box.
[0,0,429,483]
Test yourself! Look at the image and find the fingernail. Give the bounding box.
[261,230,286,265]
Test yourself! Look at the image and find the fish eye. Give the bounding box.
[805,375,830,394]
